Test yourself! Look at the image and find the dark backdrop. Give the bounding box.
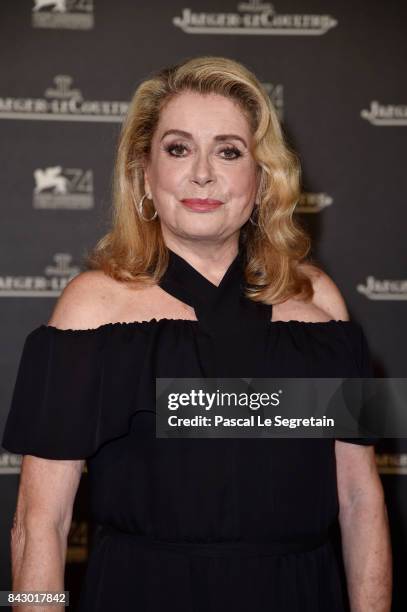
[0,1,406,610]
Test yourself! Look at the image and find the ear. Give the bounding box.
[142,162,151,197]
[143,175,151,197]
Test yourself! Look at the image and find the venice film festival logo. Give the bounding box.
[32,0,94,30]
[0,75,128,122]
[33,166,94,210]
[357,277,407,300]
[361,101,407,126]
[173,0,338,36]
[0,253,80,297]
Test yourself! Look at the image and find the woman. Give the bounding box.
[2,56,391,611]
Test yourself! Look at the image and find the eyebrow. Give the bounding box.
[160,129,248,148]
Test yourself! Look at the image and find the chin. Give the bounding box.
[176,215,223,229]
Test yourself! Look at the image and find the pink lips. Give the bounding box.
[180,198,224,211]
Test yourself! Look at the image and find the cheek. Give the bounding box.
[153,159,184,194]
[228,163,257,198]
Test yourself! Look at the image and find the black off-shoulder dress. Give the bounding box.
[2,246,377,612]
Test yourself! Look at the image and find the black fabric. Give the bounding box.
[2,246,378,611]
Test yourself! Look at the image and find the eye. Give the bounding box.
[164,142,188,157]
[219,146,242,160]
[163,142,243,160]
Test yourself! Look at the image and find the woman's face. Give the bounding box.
[143,91,259,245]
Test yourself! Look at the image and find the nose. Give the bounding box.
[190,151,215,187]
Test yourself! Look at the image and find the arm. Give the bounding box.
[10,455,84,612]
[305,268,392,608]
[9,270,110,610]
[335,441,392,612]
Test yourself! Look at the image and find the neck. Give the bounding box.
[163,237,241,287]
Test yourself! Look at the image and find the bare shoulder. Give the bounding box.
[299,263,350,321]
[46,269,127,330]
[301,263,349,321]
[273,263,350,323]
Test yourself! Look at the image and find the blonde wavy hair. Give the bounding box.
[84,55,317,305]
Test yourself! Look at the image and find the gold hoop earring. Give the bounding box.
[138,193,158,222]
